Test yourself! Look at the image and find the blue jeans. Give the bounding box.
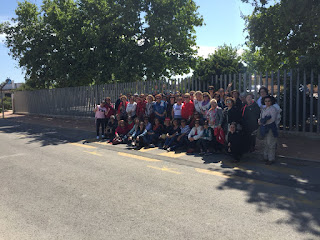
[170,135,188,151]
[164,135,177,147]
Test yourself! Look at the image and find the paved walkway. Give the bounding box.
[3,111,320,163]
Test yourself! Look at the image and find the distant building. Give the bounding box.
[2,81,23,97]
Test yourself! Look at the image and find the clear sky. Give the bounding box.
[0,0,254,84]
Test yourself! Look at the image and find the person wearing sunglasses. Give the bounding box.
[153,94,167,122]
[259,95,278,165]
[181,93,195,123]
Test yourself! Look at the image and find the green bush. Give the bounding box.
[0,96,12,112]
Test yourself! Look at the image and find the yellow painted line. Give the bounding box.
[159,151,186,158]
[118,152,161,162]
[147,165,181,175]
[70,143,97,149]
[84,151,103,157]
[139,148,156,152]
[195,168,276,187]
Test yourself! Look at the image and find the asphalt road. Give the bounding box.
[0,119,320,240]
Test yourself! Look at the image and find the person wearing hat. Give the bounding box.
[259,95,279,165]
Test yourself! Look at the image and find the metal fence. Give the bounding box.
[13,69,320,134]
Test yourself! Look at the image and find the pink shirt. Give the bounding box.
[95,105,107,119]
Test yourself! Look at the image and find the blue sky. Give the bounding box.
[0,0,254,84]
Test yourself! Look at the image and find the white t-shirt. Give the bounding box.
[126,102,137,117]
[173,103,183,117]
[193,100,203,113]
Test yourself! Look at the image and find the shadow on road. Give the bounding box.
[0,119,93,147]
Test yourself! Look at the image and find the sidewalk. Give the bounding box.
[3,110,320,163]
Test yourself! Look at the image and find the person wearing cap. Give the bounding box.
[153,94,167,122]
[181,93,195,122]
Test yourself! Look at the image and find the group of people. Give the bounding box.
[94,85,281,165]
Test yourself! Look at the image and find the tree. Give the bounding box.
[193,44,245,81]
[0,0,203,89]
[242,0,320,71]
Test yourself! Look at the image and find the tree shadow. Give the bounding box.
[213,161,320,238]
[0,119,94,147]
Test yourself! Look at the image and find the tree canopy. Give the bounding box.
[242,0,320,71]
[192,44,245,81]
[0,0,203,89]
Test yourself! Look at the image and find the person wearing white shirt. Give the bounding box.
[194,91,203,114]
[187,120,203,153]
[126,96,137,118]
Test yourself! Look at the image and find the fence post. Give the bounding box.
[283,70,287,131]
[296,71,300,132]
[289,70,293,131]
[310,70,314,132]
[303,71,307,133]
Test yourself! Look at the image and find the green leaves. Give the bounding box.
[1,0,203,89]
[193,44,245,81]
[243,0,320,71]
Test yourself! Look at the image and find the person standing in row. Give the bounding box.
[259,95,279,165]
[94,100,108,139]
[241,93,260,152]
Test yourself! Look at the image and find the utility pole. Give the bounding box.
[1,78,12,119]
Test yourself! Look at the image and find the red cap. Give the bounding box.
[165,118,171,121]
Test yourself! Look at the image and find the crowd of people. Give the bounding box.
[94,85,282,165]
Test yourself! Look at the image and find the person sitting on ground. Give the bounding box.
[159,118,173,147]
[94,100,108,139]
[163,119,181,151]
[198,120,213,155]
[127,116,135,131]
[227,122,244,163]
[113,120,129,145]
[131,122,148,149]
[143,116,152,132]
[181,93,195,123]
[187,119,203,154]
[105,115,117,140]
[126,117,140,146]
[143,118,163,148]
[172,96,183,119]
[169,118,190,151]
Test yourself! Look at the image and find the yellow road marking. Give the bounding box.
[70,143,97,149]
[139,148,156,152]
[147,165,181,175]
[84,151,103,157]
[195,168,275,187]
[118,152,161,162]
[159,152,186,158]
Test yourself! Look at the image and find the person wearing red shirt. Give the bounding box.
[181,93,195,122]
[136,95,146,120]
[117,95,128,119]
